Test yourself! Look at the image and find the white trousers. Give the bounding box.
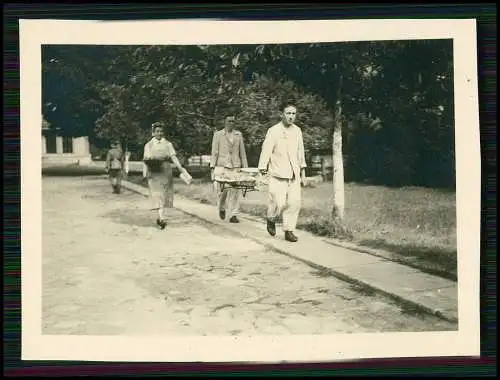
[267,175,302,232]
[214,167,242,219]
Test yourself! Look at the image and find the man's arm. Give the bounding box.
[210,131,219,181]
[239,133,248,168]
[143,141,151,160]
[168,142,185,172]
[258,128,274,173]
[142,143,150,178]
[210,131,219,169]
[298,129,307,180]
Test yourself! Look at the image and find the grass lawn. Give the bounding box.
[42,164,457,281]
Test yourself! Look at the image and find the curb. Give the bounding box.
[121,179,458,324]
[214,207,457,282]
[320,240,457,283]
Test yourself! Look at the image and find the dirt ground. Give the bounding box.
[42,176,456,336]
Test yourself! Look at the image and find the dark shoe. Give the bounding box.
[285,231,298,242]
[115,185,121,194]
[219,209,226,220]
[267,219,276,236]
[229,216,240,223]
[156,219,167,230]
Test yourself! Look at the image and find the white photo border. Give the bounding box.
[20,18,481,363]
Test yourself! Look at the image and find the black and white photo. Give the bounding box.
[20,18,481,363]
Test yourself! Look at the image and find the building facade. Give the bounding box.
[42,129,92,165]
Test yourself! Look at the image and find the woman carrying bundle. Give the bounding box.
[143,122,189,230]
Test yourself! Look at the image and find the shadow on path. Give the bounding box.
[102,208,158,228]
[102,206,216,230]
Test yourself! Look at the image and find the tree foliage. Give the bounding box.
[41,39,455,189]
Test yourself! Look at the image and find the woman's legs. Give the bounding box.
[158,165,173,228]
[154,184,167,229]
[155,207,166,229]
[148,165,173,229]
[158,206,166,221]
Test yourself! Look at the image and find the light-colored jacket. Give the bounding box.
[210,129,248,169]
[258,122,307,180]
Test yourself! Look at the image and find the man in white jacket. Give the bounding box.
[258,99,307,242]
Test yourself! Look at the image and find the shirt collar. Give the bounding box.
[152,137,166,144]
[280,121,295,130]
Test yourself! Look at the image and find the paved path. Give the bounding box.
[42,176,457,336]
[126,180,459,324]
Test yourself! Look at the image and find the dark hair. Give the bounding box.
[152,121,164,129]
[222,105,239,116]
[280,98,298,112]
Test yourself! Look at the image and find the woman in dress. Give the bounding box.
[105,140,125,194]
[143,122,188,230]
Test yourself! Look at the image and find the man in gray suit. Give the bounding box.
[210,113,248,223]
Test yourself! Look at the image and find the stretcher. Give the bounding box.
[213,168,266,198]
[215,179,258,197]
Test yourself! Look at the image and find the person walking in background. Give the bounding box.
[123,149,131,180]
[210,112,248,223]
[105,140,125,194]
[258,99,307,242]
[143,122,189,230]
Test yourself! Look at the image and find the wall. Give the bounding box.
[42,135,92,166]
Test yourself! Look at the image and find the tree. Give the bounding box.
[223,42,374,221]
[104,45,239,158]
[42,45,116,138]
[42,116,50,129]
[332,74,345,219]
[43,41,455,190]
[343,39,455,188]
[92,45,334,162]
[230,74,333,166]
[94,84,140,149]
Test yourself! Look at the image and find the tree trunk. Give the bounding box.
[331,75,345,221]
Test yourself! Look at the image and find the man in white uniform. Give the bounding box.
[258,100,307,242]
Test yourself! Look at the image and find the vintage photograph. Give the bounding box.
[21,19,480,362]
